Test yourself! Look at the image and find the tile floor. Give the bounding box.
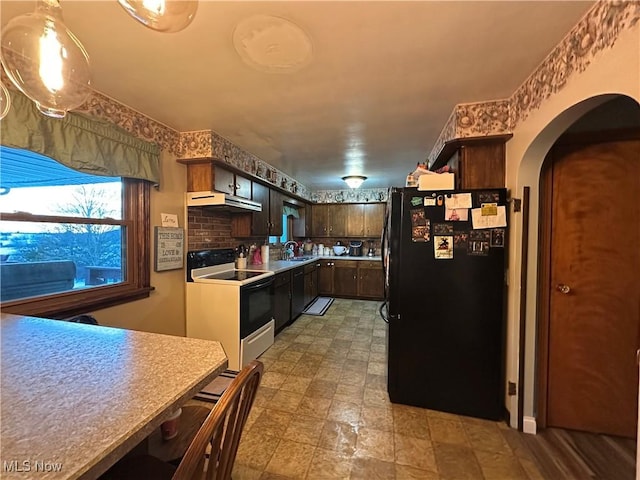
[230,298,545,480]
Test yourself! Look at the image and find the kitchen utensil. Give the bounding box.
[236,244,247,268]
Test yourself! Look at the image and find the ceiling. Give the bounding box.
[0,1,594,191]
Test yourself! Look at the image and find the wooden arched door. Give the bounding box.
[539,131,639,437]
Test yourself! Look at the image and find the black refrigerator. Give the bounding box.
[381,186,508,420]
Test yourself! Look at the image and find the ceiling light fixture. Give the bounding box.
[0,0,198,120]
[342,175,367,189]
[117,0,199,33]
[0,0,91,119]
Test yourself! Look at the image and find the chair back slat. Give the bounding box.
[172,360,263,480]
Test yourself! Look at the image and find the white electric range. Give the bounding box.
[186,249,275,372]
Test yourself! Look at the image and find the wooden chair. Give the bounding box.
[101,360,263,480]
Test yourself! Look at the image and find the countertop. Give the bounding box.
[245,255,383,274]
[0,313,228,480]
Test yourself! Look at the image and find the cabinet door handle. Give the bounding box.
[228,183,234,190]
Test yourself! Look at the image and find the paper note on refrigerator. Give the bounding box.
[471,205,507,229]
[444,193,472,209]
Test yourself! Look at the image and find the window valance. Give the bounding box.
[1,90,161,184]
[283,205,300,218]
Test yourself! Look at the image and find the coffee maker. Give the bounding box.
[348,240,363,256]
[367,240,375,257]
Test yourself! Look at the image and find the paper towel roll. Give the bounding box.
[261,245,269,264]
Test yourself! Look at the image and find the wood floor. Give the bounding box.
[512,427,636,480]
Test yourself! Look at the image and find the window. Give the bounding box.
[0,146,151,318]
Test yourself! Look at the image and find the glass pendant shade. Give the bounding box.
[117,0,199,33]
[0,0,91,119]
[342,175,367,189]
[0,81,10,120]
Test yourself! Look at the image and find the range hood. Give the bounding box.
[186,191,262,212]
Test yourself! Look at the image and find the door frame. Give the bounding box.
[535,128,640,430]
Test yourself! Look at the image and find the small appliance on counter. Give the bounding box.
[332,245,347,256]
[348,240,363,256]
[367,240,376,257]
[333,241,347,256]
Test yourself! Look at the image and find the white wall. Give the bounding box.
[503,24,640,427]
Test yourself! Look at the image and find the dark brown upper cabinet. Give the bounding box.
[179,159,252,199]
[429,135,512,190]
[232,183,283,238]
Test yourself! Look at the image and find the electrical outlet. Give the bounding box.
[513,198,522,212]
[508,381,517,396]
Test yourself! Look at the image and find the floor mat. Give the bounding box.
[302,297,334,316]
[194,370,237,403]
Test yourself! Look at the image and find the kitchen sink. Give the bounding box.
[285,256,314,262]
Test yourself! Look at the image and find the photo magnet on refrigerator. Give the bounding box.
[490,229,505,247]
[434,236,454,259]
[454,232,469,251]
[433,223,453,235]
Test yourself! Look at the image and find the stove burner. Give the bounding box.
[200,270,265,281]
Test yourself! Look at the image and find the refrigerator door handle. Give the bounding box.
[379,194,391,324]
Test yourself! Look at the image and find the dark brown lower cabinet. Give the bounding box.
[291,267,305,320]
[357,261,384,299]
[273,271,291,332]
[333,260,359,297]
[294,259,384,302]
[318,260,334,296]
[315,259,384,300]
[303,262,318,307]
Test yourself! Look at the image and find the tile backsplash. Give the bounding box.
[187,208,381,258]
[187,207,264,252]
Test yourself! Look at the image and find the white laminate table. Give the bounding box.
[0,313,228,480]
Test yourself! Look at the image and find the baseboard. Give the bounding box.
[523,416,537,435]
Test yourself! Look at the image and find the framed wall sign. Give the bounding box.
[154,227,184,272]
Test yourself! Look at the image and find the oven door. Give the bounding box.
[239,276,274,339]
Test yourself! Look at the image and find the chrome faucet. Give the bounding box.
[283,241,297,259]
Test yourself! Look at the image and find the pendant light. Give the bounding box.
[0,0,91,119]
[342,175,367,189]
[117,0,198,33]
[0,81,10,120]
